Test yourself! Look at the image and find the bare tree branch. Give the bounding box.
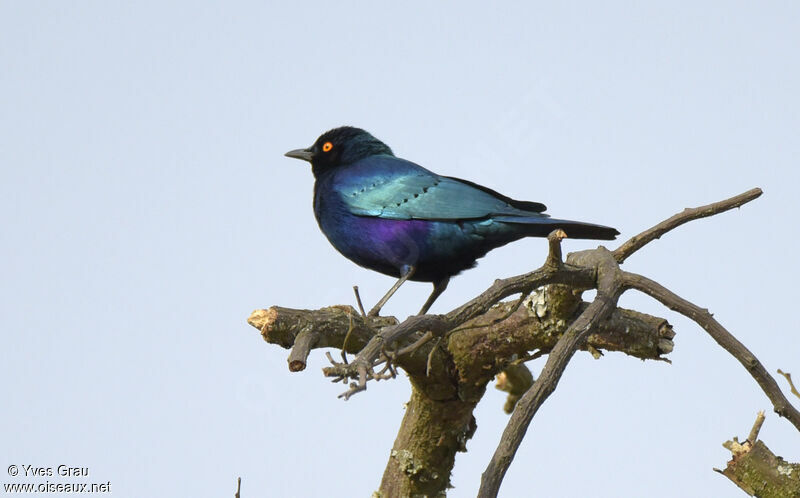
[478,247,624,498]
[613,187,762,264]
[249,295,671,383]
[248,306,397,372]
[621,272,800,432]
[478,187,773,497]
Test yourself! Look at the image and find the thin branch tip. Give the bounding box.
[747,410,766,443]
[613,187,764,263]
[777,369,800,400]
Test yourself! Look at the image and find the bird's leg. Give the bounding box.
[367,265,416,317]
[418,277,450,315]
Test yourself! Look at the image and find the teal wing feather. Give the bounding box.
[336,156,547,221]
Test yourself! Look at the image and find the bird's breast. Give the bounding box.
[314,189,432,277]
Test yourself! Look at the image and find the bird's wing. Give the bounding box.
[337,156,547,221]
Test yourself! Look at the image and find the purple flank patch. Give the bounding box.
[344,217,431,268]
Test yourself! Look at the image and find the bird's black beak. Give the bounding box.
[285,147,314,162]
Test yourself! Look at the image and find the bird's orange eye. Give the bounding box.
[322,142,333,152]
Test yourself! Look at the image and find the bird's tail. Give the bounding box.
[494,216,619,240]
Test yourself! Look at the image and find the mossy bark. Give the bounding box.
[378,384,477,497]
[720,440,800,497]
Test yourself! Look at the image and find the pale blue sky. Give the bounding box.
[2,2,799,497]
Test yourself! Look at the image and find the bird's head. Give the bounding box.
[285,126,394,177]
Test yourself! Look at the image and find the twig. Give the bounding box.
[340,313,355,364]
[395,331,434,357]
[234,477,241,498]
[339,363,368,400]
[747,410,766,443]
[478,247,623,498]
[621,272,800,432]
[778,369,800,400]
[509,350,545,366]
[353,286,367,317]
[374,360,397,380]
[324,352,346,383]
[447,291,530,335]
[613,188,762,264]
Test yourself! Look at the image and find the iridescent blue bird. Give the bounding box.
[286,127,618,316]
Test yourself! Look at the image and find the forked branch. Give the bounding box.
[479,247,624,497]
[478,187,796,498]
